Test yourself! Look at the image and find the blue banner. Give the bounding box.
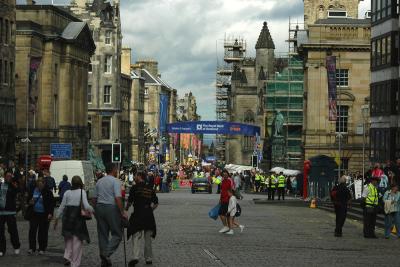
[159,94,169,133]
[167,121,260,136]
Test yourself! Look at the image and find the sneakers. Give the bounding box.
[0,252,3,257]
[218,226,230,233]
[38,250,45,255]
[239,225,245,233]
[27,249,34,255]
[14,249,20,255]
[225,229,234,235]
[128,259,139,267]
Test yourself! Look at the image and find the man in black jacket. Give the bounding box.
[0,172,21,256]
[332,176,352,237]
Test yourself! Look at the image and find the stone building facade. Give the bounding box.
[303,0,362,28]
[69,0,127,164]
[121,48,145,163]
[223,22,274,166]
[15,4,95,166]
[132,60,177,163]
[370,0,400,162]
[0,0,16,161]
[176,92,200,122]
[299,0,371,173]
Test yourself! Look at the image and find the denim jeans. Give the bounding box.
[384,212,400,238]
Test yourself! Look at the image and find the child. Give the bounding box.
[225,188,244,235]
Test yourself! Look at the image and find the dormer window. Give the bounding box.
[327,10,348,18]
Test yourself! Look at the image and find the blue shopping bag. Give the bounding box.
[208,204,221,220]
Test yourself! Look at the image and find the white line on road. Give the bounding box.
[203,248,226,266]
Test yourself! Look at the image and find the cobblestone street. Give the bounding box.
[1,189,399,267]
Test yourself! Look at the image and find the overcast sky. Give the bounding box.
[19,0,371,120]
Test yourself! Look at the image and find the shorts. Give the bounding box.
[218,203,228,216]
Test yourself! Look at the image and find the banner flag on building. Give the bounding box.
[159,93,169,133]
[29,57,42,114]
[326,56,337,121]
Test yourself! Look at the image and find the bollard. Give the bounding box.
[310,198,317,209]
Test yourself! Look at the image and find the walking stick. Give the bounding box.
[122,225,127,267]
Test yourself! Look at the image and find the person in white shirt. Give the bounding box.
[225,189,244,235]
[54,176,94,267]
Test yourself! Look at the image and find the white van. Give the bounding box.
[49,160,95,197]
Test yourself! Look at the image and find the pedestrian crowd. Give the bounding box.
[0,161,159,267]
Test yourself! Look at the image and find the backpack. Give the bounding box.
[235,203,241,217]
[330,185,338,202]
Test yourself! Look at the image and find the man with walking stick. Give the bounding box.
[125,171,158,266]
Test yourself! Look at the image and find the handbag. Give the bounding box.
[235,203,241,217]
[24,193,41,221]
[208,204,221,220]
[80,189,92,220]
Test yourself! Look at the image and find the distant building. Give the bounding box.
[69,0,128,164]
[299,0,371,172]
[121,48,145,163]
[370,1,400,162]
[176,92,200,122]
[217,22,274,166]
[0,0,16,161]
[14,4,95,165]
[133,60,177,163]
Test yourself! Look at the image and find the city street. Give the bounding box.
[0,188,399,266]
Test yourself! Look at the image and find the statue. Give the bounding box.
[273,111,284,137]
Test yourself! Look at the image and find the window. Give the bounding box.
[144,87,148,95]
[88,63,92,73]
[4,60,8,84]
[101,116,111,139]
[370,79,398,116]
[0,18,3,44]
[104,86,111,104]
[9,62,13,86]
[370,128,392,162]
[88,116,92,139]
[372,32,398,69]
[5,20,8,44]
[336,69,349,87]
[336,106,349,133]
[88,85,92,104]
[105,31,111,45]
[104,55,112,73]
[243,136,253,151]
[372,0,398,23]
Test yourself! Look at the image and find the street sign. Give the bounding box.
[50,143,72,159]
[112,143,122,163]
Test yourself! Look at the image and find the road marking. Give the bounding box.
[203,248,226,266]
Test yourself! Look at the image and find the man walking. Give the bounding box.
[95,163,127,267]
[0,172,21,256]
[362,177,379,238]
[43,170,57,194]
[332,176,352,237]
[125,171,158,266]
[267,173,277,200]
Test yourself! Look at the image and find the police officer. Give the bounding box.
[362,177,379,238]
[268,173,277,200]
[277,172,286,200]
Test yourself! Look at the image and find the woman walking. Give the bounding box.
[383,184,400,239]
[27,178,55,254]
[54,176,94,266]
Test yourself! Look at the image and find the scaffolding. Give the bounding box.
[266,19,305,169]
[215,37,246,161]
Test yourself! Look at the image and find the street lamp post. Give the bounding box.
[361,104,369,194]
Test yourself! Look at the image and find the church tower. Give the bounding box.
[303,0,363,28]
[255,22,275,81]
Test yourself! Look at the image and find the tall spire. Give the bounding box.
[255,22,275,49]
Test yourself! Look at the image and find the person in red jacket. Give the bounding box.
[218,170,234,233]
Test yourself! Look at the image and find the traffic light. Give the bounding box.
[112,143,121,163]
[252,155,258,168]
